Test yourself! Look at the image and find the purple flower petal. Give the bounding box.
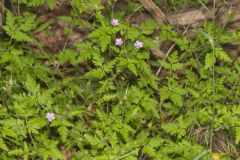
[134,40,143,49]
[115,38,123,46]
[46,112,55,122]
[111,19,119,26]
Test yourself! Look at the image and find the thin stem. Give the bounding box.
[209,0,216,153]
[7,38,12,50]
[0,0,7,11]
[62,35,69,51]
[116,149,139,160]
[126,6,142,22]
[155,44,175,76]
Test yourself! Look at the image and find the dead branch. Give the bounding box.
[138,0,167,24]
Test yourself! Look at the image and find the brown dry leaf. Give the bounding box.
[35,30,62,47]
[68,32,88,44]
[34,22,65,51]
[52,0,71,15]
[60,146,72,160]
[167,10,206,27]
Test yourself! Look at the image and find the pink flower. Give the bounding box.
[111,19,119,26]
[115,38,123,46]
[46,112,55,122]
[134,41,143,49]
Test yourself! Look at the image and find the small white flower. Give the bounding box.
[46,112,55,122]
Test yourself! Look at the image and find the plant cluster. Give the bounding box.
[0,0,239,160]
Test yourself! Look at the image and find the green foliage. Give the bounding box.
[140,19,157,35]
[0,0,239,160]
[0,138,8,151]
[3,11,37,42]
[236,127,240,144]
[17,0,56,9]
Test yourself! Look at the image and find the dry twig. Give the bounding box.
[138,0,167,24]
